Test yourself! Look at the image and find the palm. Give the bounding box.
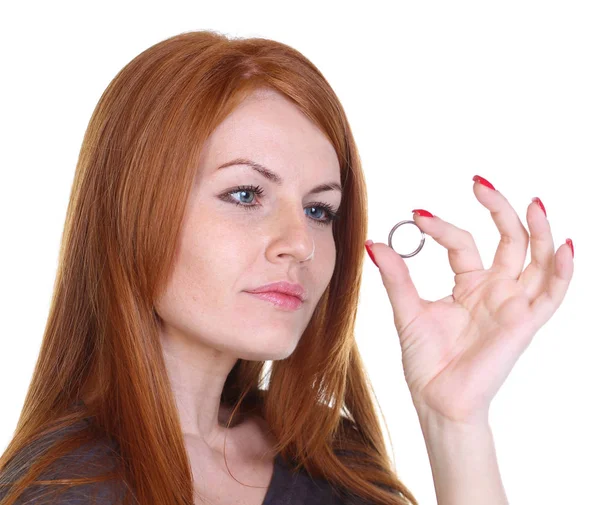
[399,271,534,425]
[367,178,574,424]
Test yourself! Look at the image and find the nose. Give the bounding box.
[266,202,315,263]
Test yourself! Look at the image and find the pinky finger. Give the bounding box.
[529,240,575,329]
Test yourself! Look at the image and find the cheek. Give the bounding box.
[177,218,251,295]
[311,238,337,287]
[157,231,241,328]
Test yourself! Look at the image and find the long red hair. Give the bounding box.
[0,30,419,505]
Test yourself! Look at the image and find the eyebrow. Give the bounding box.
[216,157,342,195]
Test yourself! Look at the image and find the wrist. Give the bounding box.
[414,402,491,431]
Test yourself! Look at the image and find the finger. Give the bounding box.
[411,212,485,275]
[529,242,574,331]
[518,198,556,300]
[472,176,530,279]
[365,241,424,332]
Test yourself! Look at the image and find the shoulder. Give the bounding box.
[0,422,127,505]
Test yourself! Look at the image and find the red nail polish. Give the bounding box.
[566,238,574,258]
[412,209,434,218]
[532,197,547,217]
[365,240,379,268]
[473,175,496,190]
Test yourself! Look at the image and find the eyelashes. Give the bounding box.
[219,184,340,227]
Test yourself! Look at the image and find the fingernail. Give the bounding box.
[473,175,496,190]
[566,238,574,258]
[365,240,379,268]
[532,197,547,218]
[412,209,434,218]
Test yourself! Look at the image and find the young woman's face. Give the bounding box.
[155,88,342,360]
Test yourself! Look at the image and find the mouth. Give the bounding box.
[245,291,304,311]
[246,281,307,302]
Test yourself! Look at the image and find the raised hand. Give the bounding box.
[364,175,574,425]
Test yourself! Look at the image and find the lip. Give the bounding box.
[246,281,307,302]
[246,291,303,311]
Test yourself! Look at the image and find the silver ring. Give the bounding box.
[388,220,426,258]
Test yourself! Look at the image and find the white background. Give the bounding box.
[1,2,598,504]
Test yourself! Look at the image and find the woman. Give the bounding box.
[0,30,574,505]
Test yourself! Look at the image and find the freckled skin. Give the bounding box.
[153,88,341,494]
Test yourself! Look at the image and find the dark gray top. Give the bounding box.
[0,424,373,504]
[265,452,350,504]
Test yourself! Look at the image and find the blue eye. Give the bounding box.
[220,185,340,227]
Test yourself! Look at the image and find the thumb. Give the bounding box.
[365,240,423,330]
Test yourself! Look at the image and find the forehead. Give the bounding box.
[200,91,341,182]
